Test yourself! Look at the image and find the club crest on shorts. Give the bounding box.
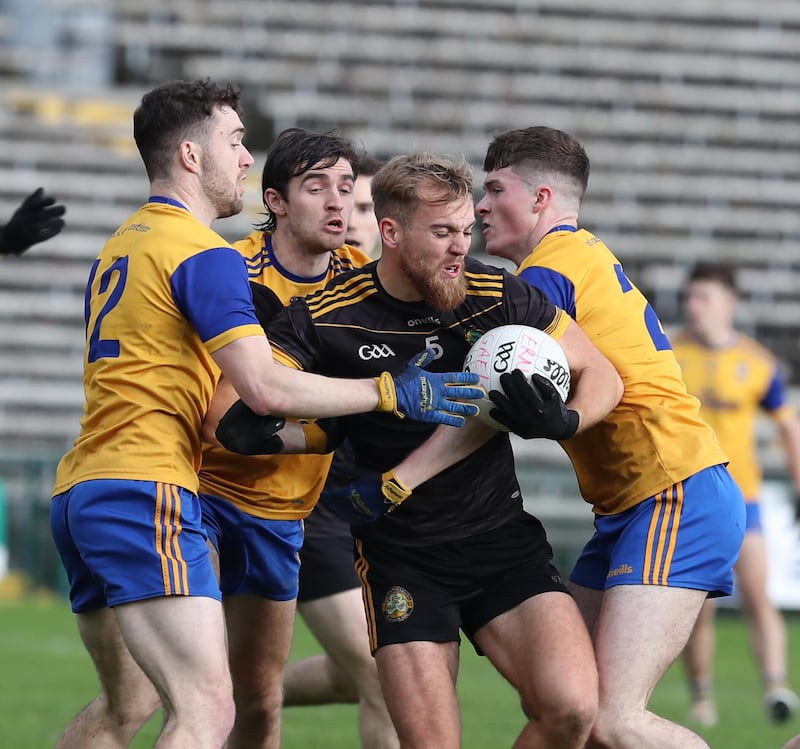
[382,585,414,622]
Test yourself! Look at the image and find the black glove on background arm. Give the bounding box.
[215,399,286,455]
[488,370,579,440]
[0,188,66,256]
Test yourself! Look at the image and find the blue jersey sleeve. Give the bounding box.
[761,366,788,411]
[170,246,260,342]
[518,266,577,319]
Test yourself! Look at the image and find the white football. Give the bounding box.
[462,324,571,430]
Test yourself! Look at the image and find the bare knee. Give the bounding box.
[545,694,597,745]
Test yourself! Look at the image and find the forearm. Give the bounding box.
[778,417,800,491]
[212,336,380,419]
[392,417,496,490]
[567,365,624,434]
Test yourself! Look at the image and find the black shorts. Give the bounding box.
[297,501,359,603]
[355,512,568,654]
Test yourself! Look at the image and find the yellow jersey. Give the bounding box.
[54,197,264,495]
[198,231,372,520]
[516,227,727,514]
[672,331,793,500]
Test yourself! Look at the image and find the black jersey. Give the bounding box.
[267,256,565,545]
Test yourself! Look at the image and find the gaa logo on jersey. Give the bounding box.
[382,585,414,623]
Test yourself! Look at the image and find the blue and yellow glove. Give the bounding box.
[375,349,482,427]
[320,469,413,524]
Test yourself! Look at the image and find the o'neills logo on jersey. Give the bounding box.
[382,586,414,623]
[606,563,633,579]
[407,315,440,327]
[358,343,396,360]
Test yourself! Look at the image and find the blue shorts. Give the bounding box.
[745,501,762,533]
[51,479,221,614]
[570,464,745,598]
[200,492,303,601]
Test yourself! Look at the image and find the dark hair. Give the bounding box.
[688,261,738,293]
[355,154,383,178]
[258,128,361,232]
[133,79,242,182]
[483,126,590,199]
[371,153,473,226]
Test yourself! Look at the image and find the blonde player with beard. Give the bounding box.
[249,153,625,749]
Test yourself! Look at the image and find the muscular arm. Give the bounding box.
[211,335,383,419]
[392,318,623,490]
[557,318,624,433]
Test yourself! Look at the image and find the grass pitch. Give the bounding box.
[1,598,799,748]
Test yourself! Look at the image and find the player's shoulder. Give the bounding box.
[735,333,779,367]
[334,243,373,269]
[464,256,510,289]
[303,263,378,319]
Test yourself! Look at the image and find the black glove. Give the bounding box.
[488,370,579,440]
[0,188,66,256]
[215,399,286,454]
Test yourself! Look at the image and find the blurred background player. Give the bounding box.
[343,154,382,258]
[198,131,394,749]
[281,152,398,748]
[475,125,745,749]
[0,187,65,256]
[673,261,800,727]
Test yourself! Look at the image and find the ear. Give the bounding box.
[532,185,552,213]
[178,140,202,175]
[264,188,288,218]
[378,217,401,251]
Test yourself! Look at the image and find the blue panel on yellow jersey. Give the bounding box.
[54,199,264,496]
[673,330,792,500]
[516,228,727,515]
[517,266,576,318]
[171,247,257,342]
[198,230,373,520]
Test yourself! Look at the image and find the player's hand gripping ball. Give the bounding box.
[462,324,571,431]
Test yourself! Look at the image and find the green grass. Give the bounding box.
[2,599,799,748]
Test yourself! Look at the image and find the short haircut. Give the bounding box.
[133,78,242,182]
[371,153,474,226]
[483,126,590,201]
[687,261,738,293]
[259,127,361,232]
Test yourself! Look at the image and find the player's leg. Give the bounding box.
[292,590,399,749]
[201,496,306,749]
[586,584,711,749]
[224,594,296,749]
[56,608,161,749]
[682,599,718,726]
[783,734,800,749]
[375,641,461,749]
[570,465,745,749]
[52,480,233,748]
[735,523,798,721]
[286,506,398,749]
[114,596,234,748]
[474,591,597,749]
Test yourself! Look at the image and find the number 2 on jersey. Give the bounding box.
[85,256,129,362]
[613,264,671,351]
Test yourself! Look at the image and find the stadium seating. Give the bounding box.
[0,0,798,455]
